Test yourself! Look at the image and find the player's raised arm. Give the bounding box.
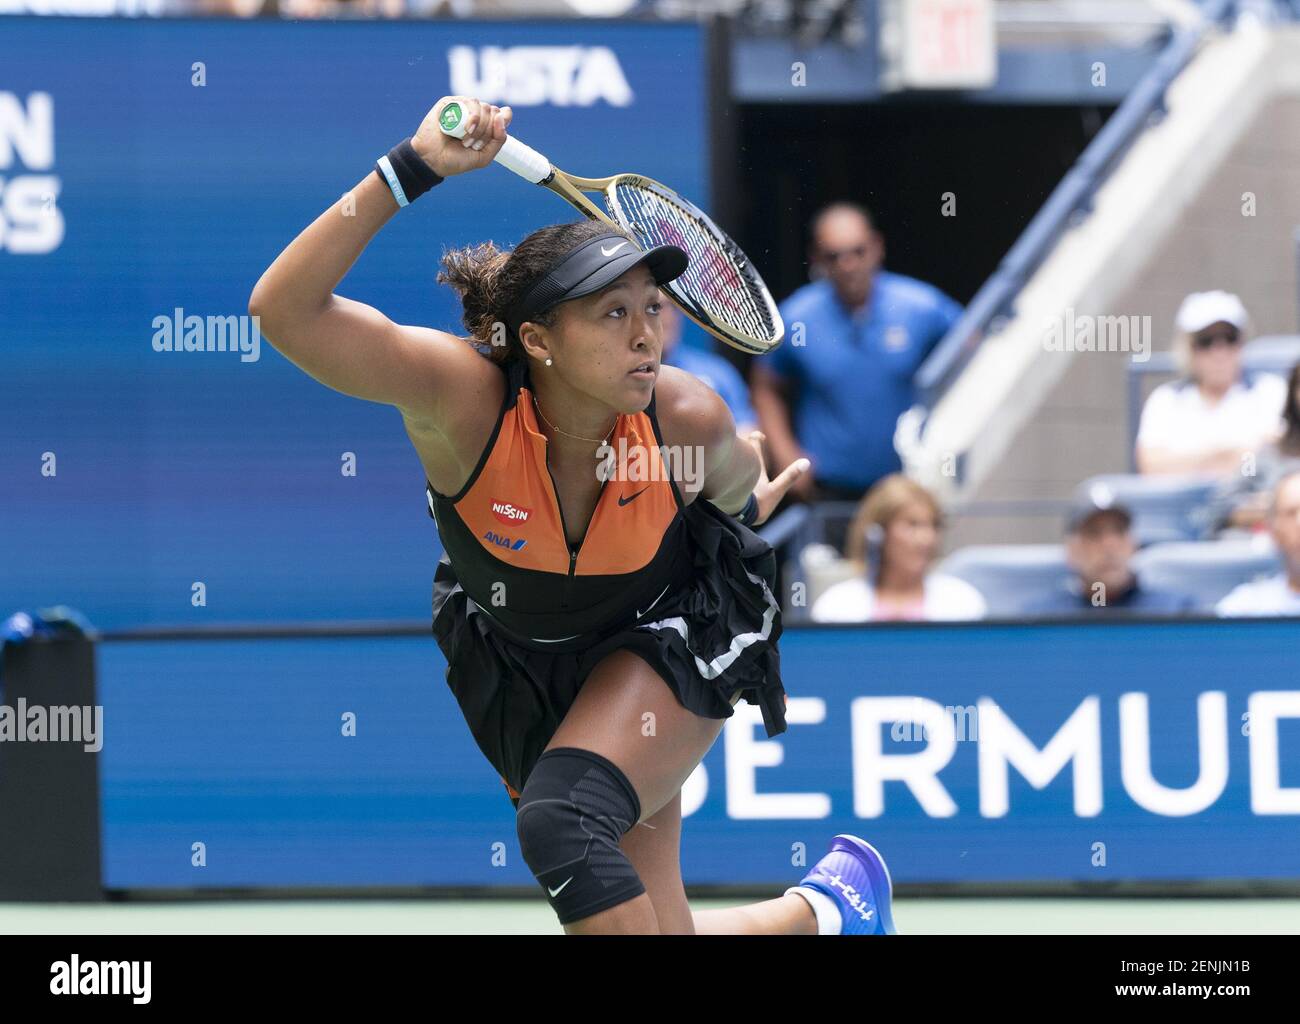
[247,97,512,432]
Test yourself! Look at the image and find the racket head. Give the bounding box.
[589,173,784,355]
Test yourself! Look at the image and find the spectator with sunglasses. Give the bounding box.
[1135,290,1286,477]
[752,202,961,553]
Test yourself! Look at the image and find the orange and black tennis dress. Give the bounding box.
[428,356,788,807]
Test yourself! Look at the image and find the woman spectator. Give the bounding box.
[810,474,985,622]
[1135,291,1286,476]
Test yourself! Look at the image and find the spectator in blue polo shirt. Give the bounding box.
[1021,488,1198,616]
[659,301,757,434]
[751,201,961,552]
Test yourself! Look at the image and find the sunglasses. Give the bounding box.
[1192,327,1241,350]
[819,244,869,265]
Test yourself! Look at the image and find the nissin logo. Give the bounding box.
[483,530,527,551]
[448,46,633,107]
[491,499,531,525]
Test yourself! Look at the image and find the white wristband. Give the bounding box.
[376,154,409,208]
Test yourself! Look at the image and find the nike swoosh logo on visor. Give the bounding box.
[601,241,630,257]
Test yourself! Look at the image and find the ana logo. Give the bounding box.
[483,530,527,552]
[447,46,634,107]
[491,499,532,525]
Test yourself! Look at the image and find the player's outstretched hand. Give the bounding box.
[412,97,512,178]
[743,430,810,527]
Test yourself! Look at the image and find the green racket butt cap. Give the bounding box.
[438,102,465,137]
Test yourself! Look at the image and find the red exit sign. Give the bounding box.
[882,0,998,90]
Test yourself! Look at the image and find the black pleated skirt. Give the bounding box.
[431,497,788,806]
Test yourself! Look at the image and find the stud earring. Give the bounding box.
[545,357,553,366]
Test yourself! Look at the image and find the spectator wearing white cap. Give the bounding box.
[1135,291,1286,477]
[1217,470,1300,617]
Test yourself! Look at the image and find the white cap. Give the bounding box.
[1174,290,1250,334]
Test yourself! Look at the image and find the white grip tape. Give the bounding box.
[437,106,552,184]
[494,136,552,184]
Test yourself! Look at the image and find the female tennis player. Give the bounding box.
[249,96,896,936]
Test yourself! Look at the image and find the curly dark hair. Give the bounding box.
[437,219,632,365]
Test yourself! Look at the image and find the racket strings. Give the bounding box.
[608,181,778,344]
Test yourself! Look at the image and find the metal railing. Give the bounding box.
[913,0,1239,413]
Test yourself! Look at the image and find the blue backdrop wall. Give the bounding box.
[1,17,712,628]
[96,619,1300,890]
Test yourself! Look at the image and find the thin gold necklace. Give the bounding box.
[531,390,617,446]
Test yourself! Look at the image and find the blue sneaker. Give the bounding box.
[795,835,896,935]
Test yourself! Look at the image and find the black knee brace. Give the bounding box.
[515,747,645,926]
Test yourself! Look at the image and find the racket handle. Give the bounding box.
[437,100,552,184]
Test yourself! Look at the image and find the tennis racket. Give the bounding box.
[437,100,784,355]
